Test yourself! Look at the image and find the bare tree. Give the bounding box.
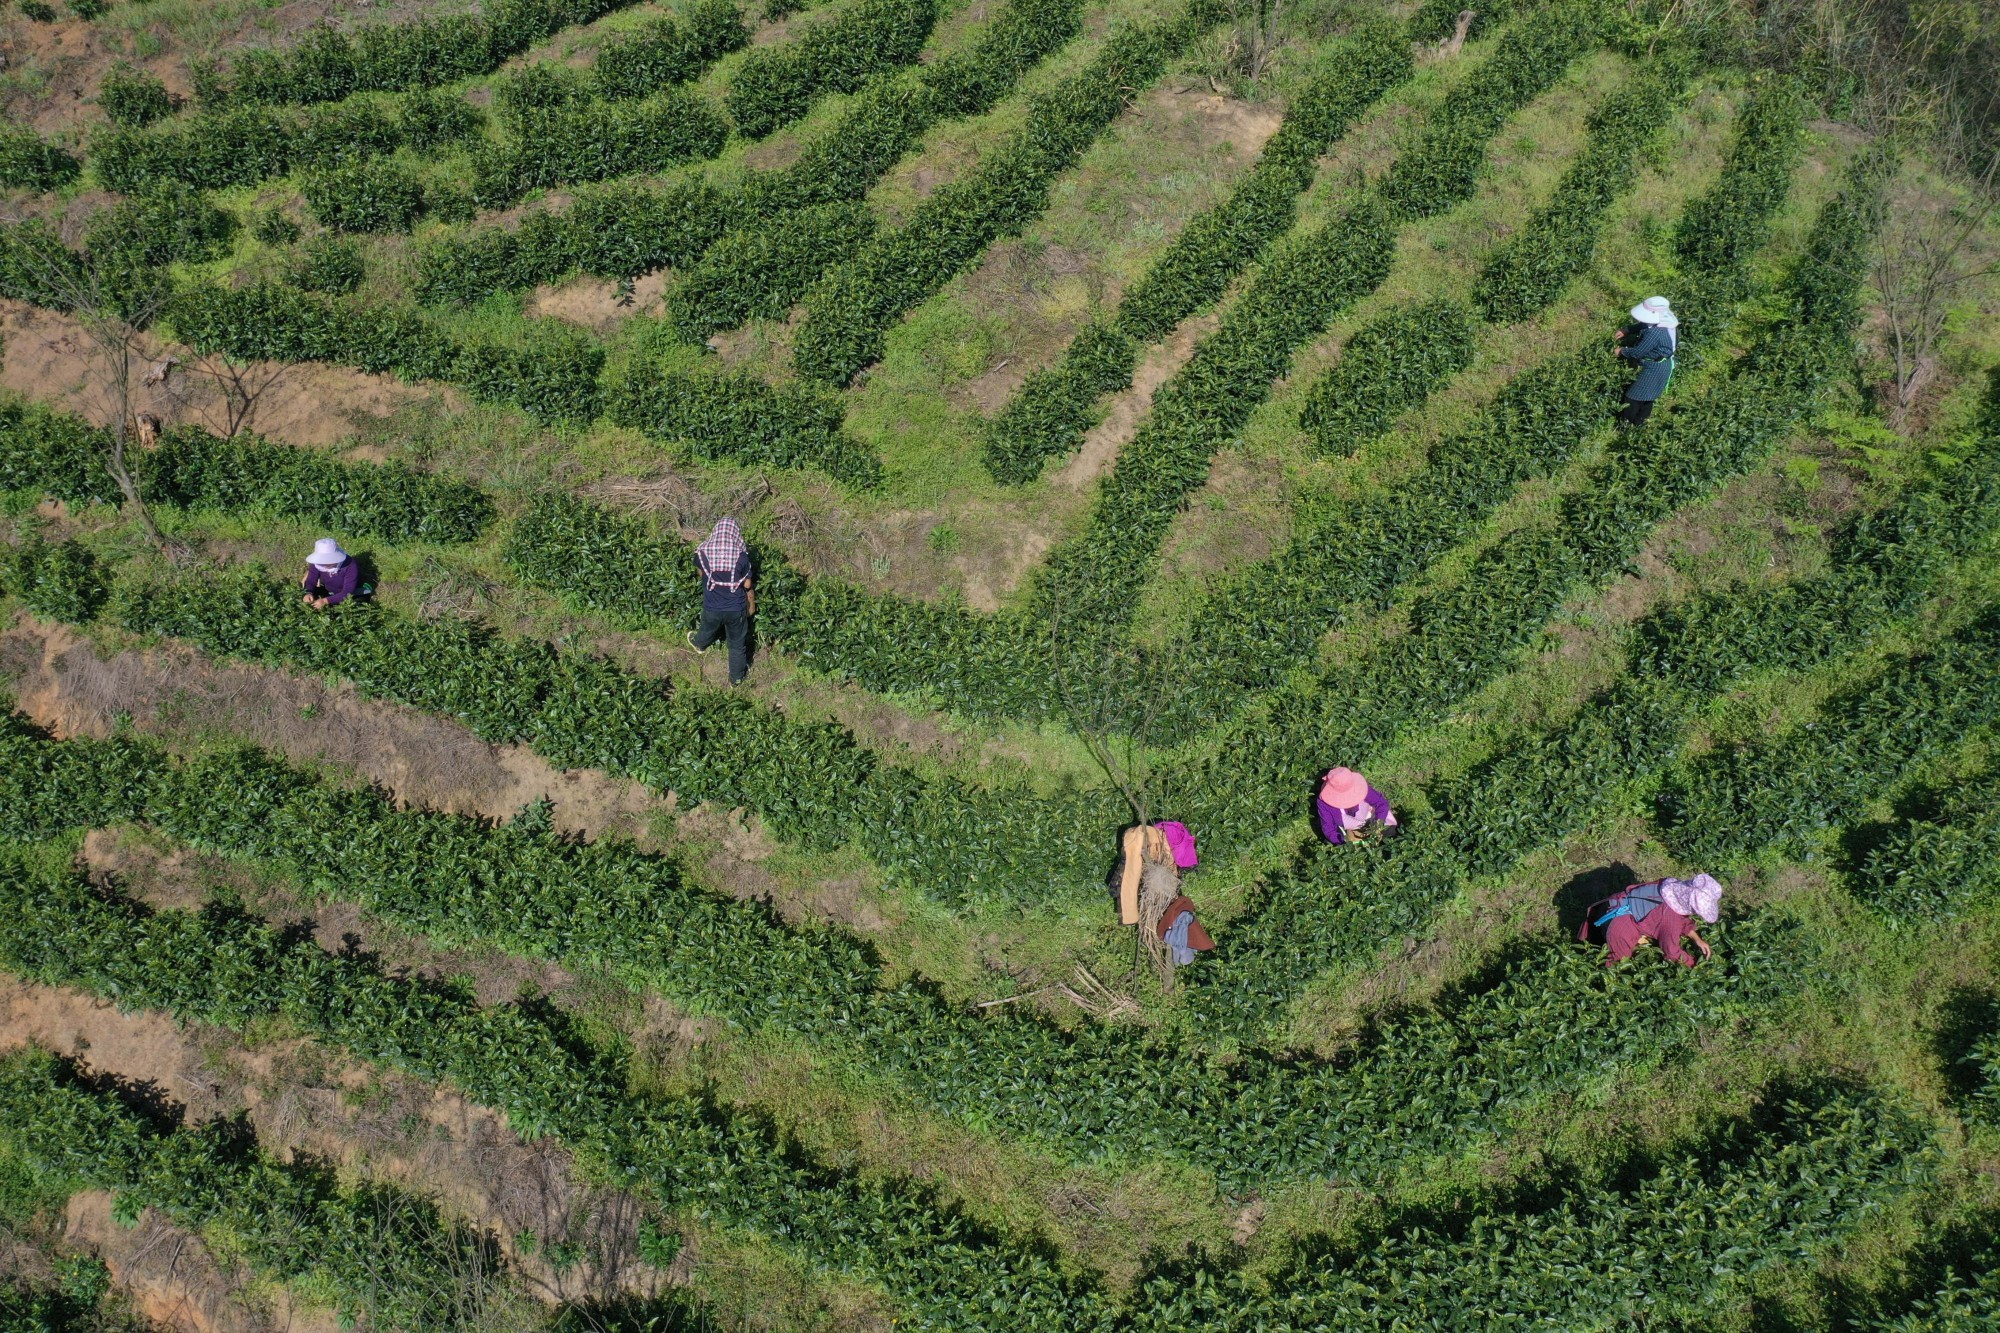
[176,343,295,439]
[0,210,175,548]
[1868,124,1999,426]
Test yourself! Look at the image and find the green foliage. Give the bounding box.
[0,854,1116,1333]
[1473,64,1687,323]
[1657,615,2000,868]
[1379,1,1603,220]
[606,363,883,487]
[723,0,940,140]
[167,282,603,424]
[82,181,237,265]
[0,536,107,622]
[0,395,492,541]
[979,23,1411,483]
[592,0,748,100]
[0,128,81,191]
[93,101,402,195]
[666,200,876,342]
[1297,299,1477,454]
[471,87,726,207]
[18,2,57,21]
[1669,75,1807,360]
[793,0,1223,385]
[68,0,108,18]
[286,232,364,293]
[250,206,301,245]
[1029,198,1396,638]
[396,86,485,152]
[301,158,427,233]
[0,1049,509,1329]
[213,0,650,107]
[96,63,174,128]
[1851,784,2000,923]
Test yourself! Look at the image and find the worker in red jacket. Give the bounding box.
[1580,873,1722,967]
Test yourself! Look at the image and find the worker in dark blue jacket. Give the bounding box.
[1615,295,1678,427]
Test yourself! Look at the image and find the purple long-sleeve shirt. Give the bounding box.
[303,559,358,607]
[1317,785,1394,844]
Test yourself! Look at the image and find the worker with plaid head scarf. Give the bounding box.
[688,517,755,685]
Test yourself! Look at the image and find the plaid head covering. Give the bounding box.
[696,517,749,586]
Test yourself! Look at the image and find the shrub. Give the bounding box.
[666,199,876,341]
[607,364,883,487]
[976,24,1411,484]
[19,1,56,19]
[302,158,426,233]
[286,233,365,293]
[0,537,108,622]
[251,207,301,245]
[69,0,108,17]
[1297,299,1477,454]
[82,181,237,265]
[1473,65,1685,323]
[93,101,402,194]
[472,88,727,206]
[0,128,81,191]
[1379,1,1602,219]
[397,87,484,151]
[97,63,175,128]
[209,0,649,106]
[793,0,1223,385]
[724,0,941,139]
[593,0,748,99]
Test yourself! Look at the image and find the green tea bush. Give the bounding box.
[607,363,883,487]
[979,23,1411,483]
[410,0,1079,308]
[302,158,427,233]
[0,127,81,191]
[286,232,365,293]
[0,1049,508,1330]
[1657,614,2000,868]
[1669,75,1807,359]
[0,395,492,541]
[666,200,876,341]
[18,2,57,21]
[167,282,603,425]
[724,0,940,139]
[1028,198,1396,635]
[471,87,727,206]
[1379,1,1603,219]
[0,853,1114,1333]
[0,536,108,622]
[214,0,648,106]
[397,86,485,151]
[1851,784,2000,923]
[93,101,402,194]
[251,206,301,244]
[1473,65,1686,323]
[1296,299,1477,454]
[593,0,748,99]
[96,62,174,128]
[793,0,1223,385]
[68,0,107,18]
[81,180,237,265]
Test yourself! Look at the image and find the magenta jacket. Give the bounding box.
[1317,785,1394,844]
[303,559,359,607]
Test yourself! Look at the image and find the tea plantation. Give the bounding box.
[1,0,1997,1326]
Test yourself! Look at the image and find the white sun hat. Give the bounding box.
[1630,295,1676,326]
[308,537,348,569]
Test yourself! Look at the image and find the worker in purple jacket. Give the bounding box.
[300,538,358,609]
[1316,766,1398,845]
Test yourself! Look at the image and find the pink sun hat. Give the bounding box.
[1661,873,1723,923]
[1320,767,1368,809]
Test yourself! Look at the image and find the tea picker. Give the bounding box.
[1317,767,1398,845]
[1578,873,1721,967]
[300,538,360,609]
[1614,295,1678,427]
[686,517,756,686]
[1115,820,1210,983]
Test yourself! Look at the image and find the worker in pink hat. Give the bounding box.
[1316,767,1397,845]
[1579,873,1722,967]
